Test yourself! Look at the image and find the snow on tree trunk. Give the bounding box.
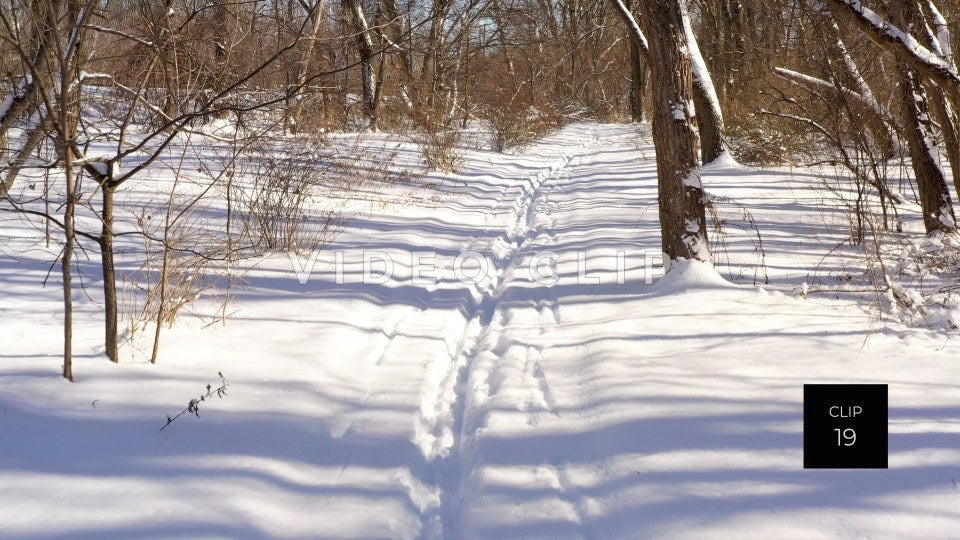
[344,0,377,130]
[899,64,957,232]
[899,64,957,233]
[916,0,960,203]
[681,2,726,165]
[638,0,710,263]
[611,0,649,54]
[610,0,648,122]
[286,0,325,134]
[891,0,957,233]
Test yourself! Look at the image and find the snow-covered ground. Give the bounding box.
[1,123,959,538]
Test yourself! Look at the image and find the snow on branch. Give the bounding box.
[926,1,953,64]
[773,66,896,126]
[682,3,723,124]
[610,0,649,56]
[821,0,960,91]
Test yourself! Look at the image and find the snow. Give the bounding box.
[1,123,960,538]
[927,0,953,63]
[611,0,648,54]
[681,2,724,126]
[671,101,688,121]
[649,258,733,294]
[837,0,960,81]
[701,150,739,170]
[0,75,32,120]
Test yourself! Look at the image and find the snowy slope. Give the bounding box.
[1,123,958,539]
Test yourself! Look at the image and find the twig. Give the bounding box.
[160,372,228,430]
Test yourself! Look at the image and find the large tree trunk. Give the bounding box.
[916,0,960,201]
[638,0,710,263]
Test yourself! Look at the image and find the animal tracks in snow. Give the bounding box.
[414,127,601,537]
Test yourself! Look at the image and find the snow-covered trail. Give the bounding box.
[1,123,959,539]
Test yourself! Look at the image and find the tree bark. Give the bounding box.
[929,92,960,200]
[891,0,957,233]
[915,0,960,201]
[638,0,710,263]
[629,38,646,122]
[899,64,957,233]
[611,0,648,122]
[62,145,75,382]
[286,0,325,134]
[344,0,377,129]
[682,5,726,164]
[101,184,118,362]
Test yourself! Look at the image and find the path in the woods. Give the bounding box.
[1,124,959,539]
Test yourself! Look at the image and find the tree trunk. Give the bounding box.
[378,0,416,108]
[929,93,960,200]
[682,6,726,164]
[421,0,450,107]
[899,65,957,233]
[892,0,956,233]
[611,0,648,122]
[62,148,75,382]
[286,0,325,134]
[59,0,81,381]
[913,1,960,201]
[638,0,710,263]
[1,118,48,197]
[101,184,118,363]
[629,39,645,122]
[344,0,377,129]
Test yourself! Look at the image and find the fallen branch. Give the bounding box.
[160,372,229,430]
